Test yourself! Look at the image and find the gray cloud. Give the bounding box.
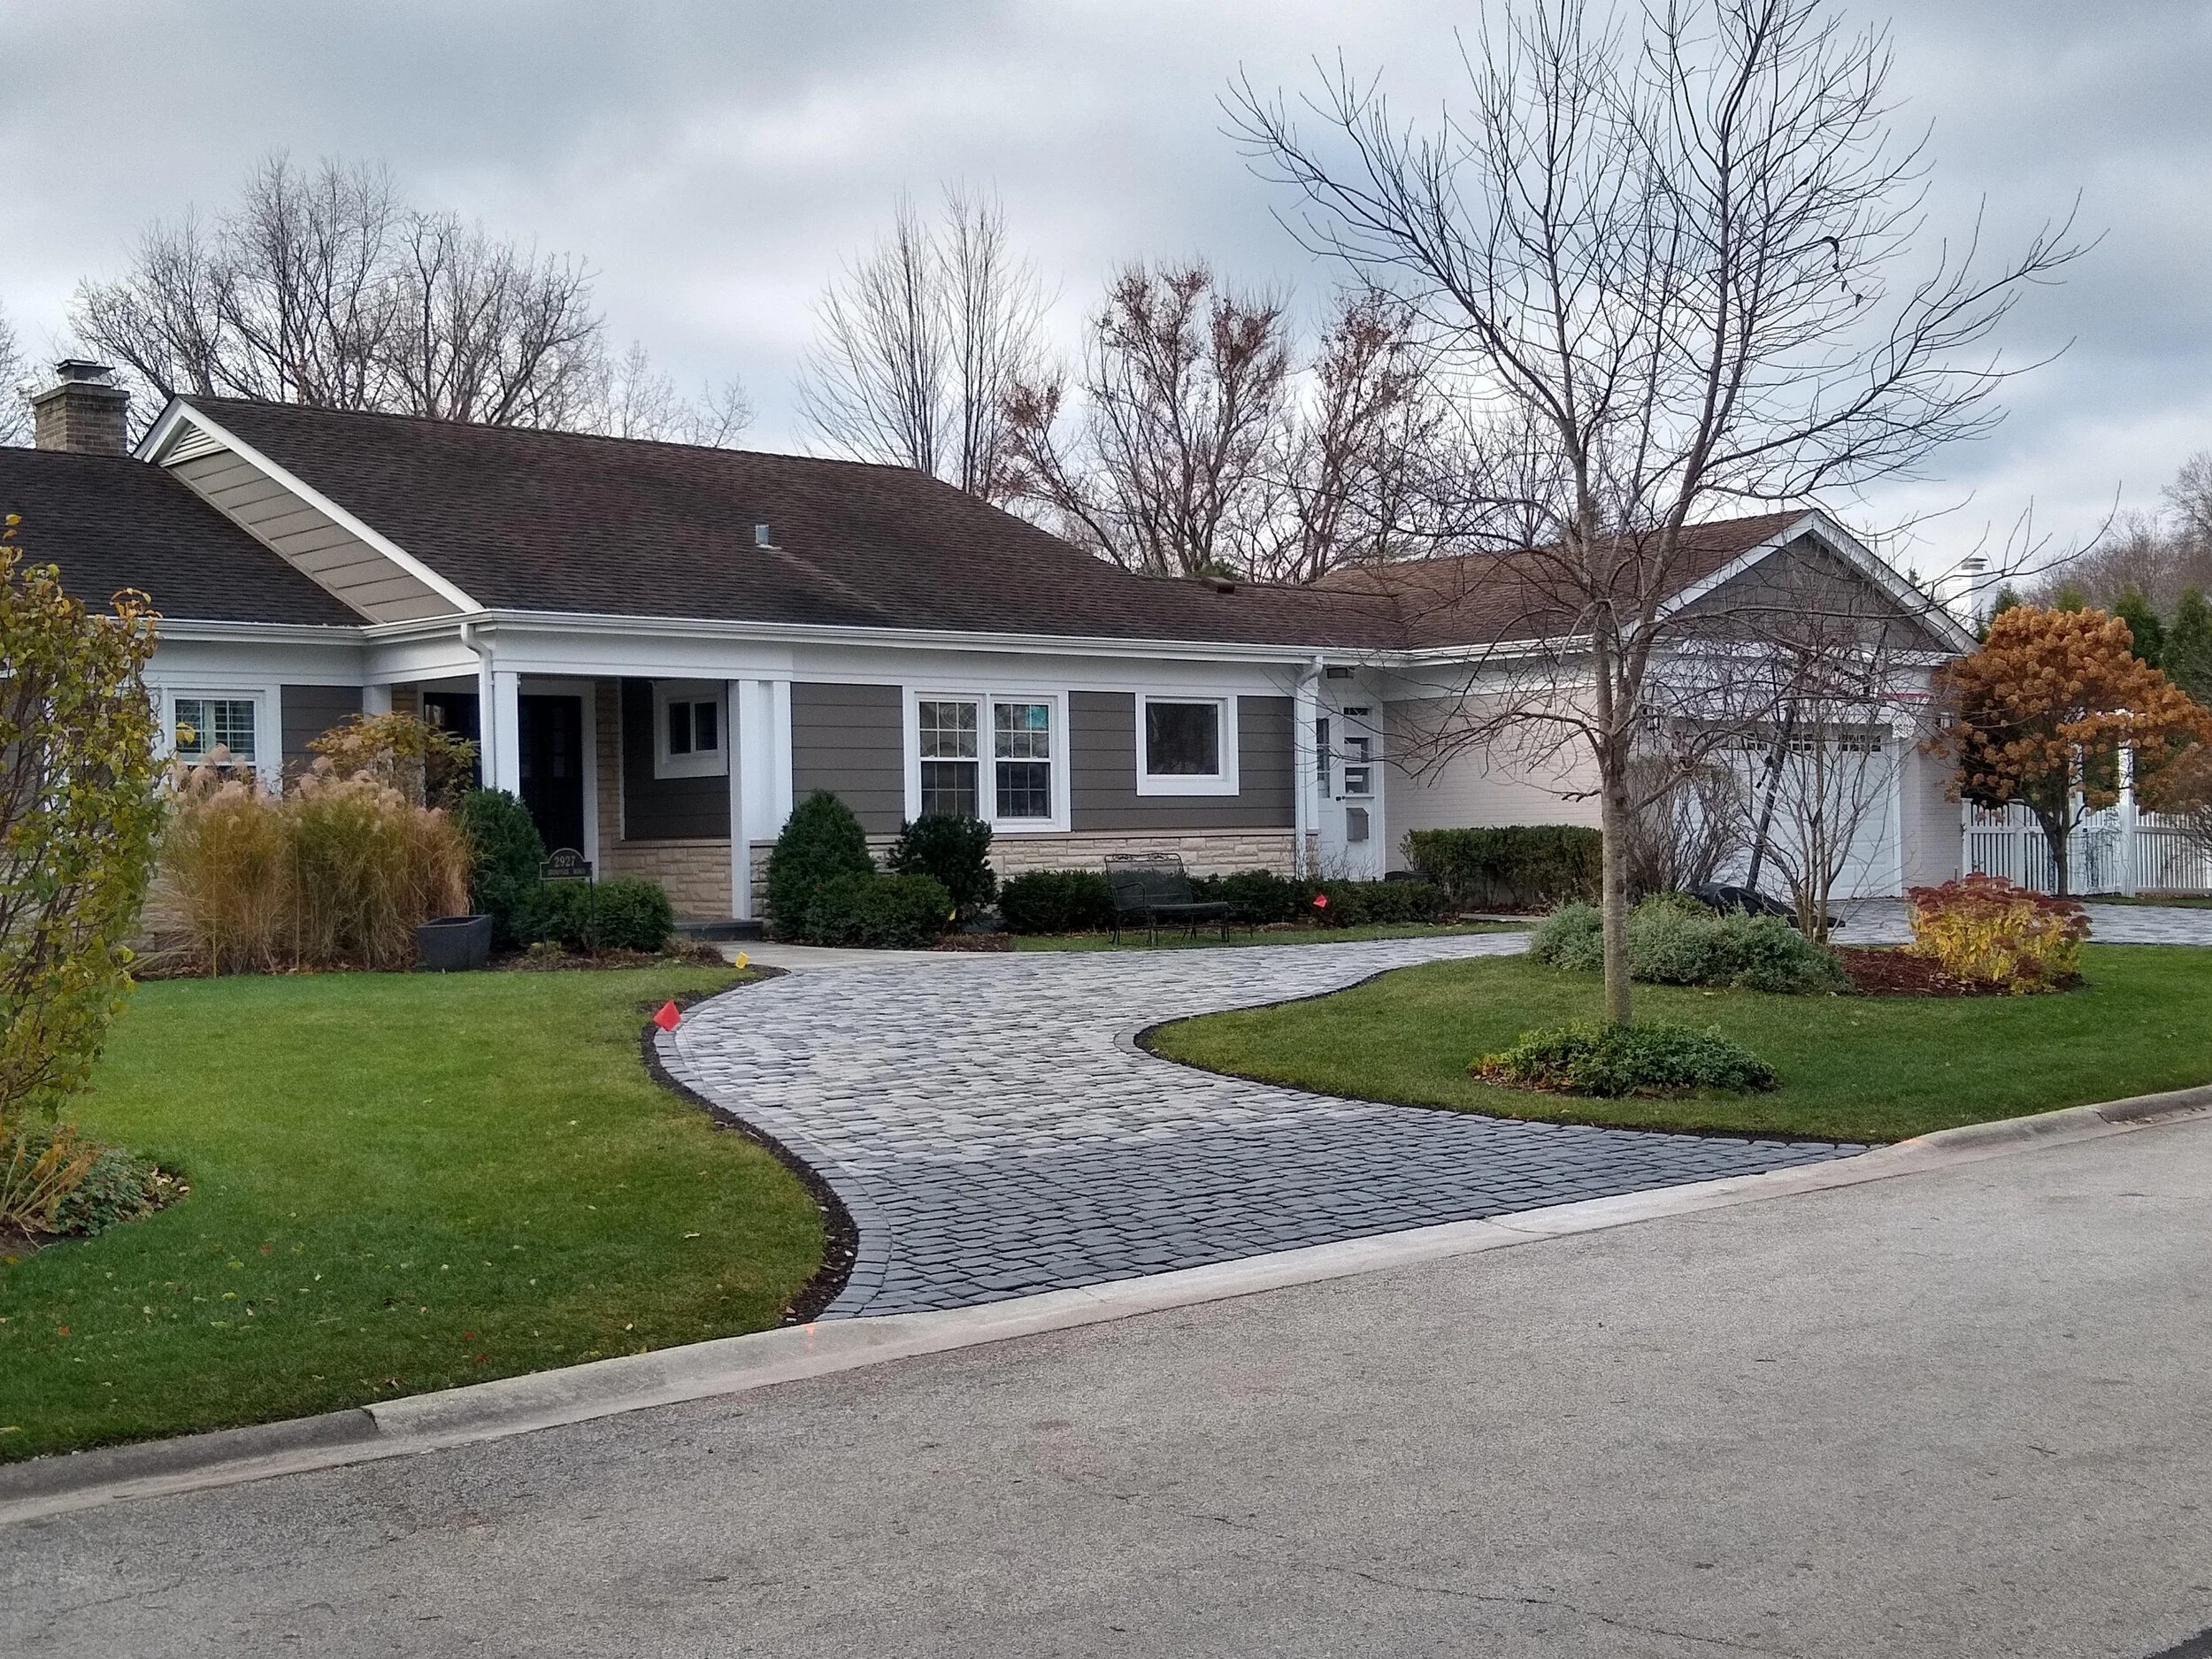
[5,0,2205,575]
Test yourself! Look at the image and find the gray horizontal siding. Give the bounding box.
[1070,692,1294,832]
[167,449,460,624]
[620,679,730,841]
[792,681,905,834]
[280,684,364,768]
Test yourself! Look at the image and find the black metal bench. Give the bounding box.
[1104,853,1233,945]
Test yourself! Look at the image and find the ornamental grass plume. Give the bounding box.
[152,756,470,973]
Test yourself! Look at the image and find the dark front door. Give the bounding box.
[518,695,586,857]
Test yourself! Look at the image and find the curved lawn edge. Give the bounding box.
[1139,946,2212,1146]
[639,971,858,1325]
[1130,967,1859,1148]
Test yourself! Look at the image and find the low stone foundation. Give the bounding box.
[991,831,1298,879]
[602,837,732,918]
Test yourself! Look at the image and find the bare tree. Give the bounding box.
[1233,0,2078,1021]
[1002,260,1292,576]
[1271,294,1452,581]
[380,211,603,427]
[1002,269,1447,580]
[1619,755,1746,898]
[592,341,755,447]
[70,153,747,444]
[0,302,29,446]
[797,187,1045,496]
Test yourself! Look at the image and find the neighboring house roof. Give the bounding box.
[1311,511,1813,649]
[0,446,363,626]
[162,397,1403,649]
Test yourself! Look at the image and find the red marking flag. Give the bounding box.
[653,1000,683,1032]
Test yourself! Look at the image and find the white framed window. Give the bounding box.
[654,680,727,780]
[1134,694,1240,796]
[905,689,1066,831]
[169,692,263,767]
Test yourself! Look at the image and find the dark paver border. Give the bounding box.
[637,971,859,1325]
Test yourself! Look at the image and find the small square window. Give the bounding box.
[653,681,727,780]
[1145,703,1221,777]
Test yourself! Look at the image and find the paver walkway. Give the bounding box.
[1838,897,2212,945]
[659,935,1857,1318]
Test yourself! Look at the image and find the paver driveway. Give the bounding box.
[659,935,1858,1317]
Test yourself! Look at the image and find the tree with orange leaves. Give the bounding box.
[1932,605,2212,893]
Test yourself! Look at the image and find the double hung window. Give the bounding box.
[173,696,257,765]
[915,695,1056,825]
[918,699,981,818]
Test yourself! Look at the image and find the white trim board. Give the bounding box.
[139,400,483,618]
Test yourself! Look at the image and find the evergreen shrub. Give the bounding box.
[454,788,544,947]
[765,791,873,940]
[1403,826,1602,909]
[998,871,1115,933]
[802,873,954,949]
[887,816,998,920]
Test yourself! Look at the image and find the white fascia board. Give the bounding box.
[142,401,485,618]
[153,618,371,646]
[359,607,1342,668]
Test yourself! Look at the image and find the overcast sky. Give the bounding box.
[4,0,2207,578]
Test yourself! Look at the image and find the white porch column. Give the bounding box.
[2119,745,2139,897]
[728,679,791,921]
[1293,662,1322,877]
[727,679,749,920]
[480,665,522,795]
[361,684,393,717]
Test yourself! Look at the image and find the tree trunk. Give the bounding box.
[1599,759,1633,1025]
[2032,804,2070,896]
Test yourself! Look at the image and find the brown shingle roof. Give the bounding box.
[172,399,1812,652]
[188,398,1403,649]
[0,446,361,626]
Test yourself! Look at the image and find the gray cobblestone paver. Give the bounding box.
[659,934,1861,1317]
[1839,897,2212,945]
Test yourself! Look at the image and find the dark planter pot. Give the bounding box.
[416,914,493,972]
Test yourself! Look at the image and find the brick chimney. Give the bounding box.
[32,360,129,455]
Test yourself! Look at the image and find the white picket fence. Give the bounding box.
[1963,801,2212,895]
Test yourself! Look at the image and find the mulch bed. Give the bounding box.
[932,933,1016,952]
[1838,947,2001,998]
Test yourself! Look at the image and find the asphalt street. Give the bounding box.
[6,1118,2211,1658]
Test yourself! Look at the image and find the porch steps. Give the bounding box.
[673,918,765,942]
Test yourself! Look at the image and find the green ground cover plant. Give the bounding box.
[0,966,820,1461]
[1532,897,1849,994]
[1147,946,2212,1142]
[1475,1022,1776,1097]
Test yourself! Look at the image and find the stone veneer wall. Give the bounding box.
[590,681,735,915]
[592,680,623,863]
[605,838,732,918]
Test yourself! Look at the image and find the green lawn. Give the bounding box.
[2083,895,2212,909]
[0,967,820,1462]
[1148,946,2212,1144]
[1015,922,1517,952]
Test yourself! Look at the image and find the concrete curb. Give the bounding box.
[6,1079,2208,1527]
